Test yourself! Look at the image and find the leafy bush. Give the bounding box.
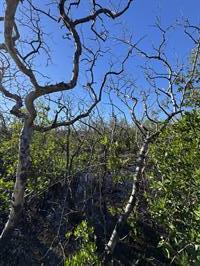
[149,111,200,264]
[0,123,68,208]
[65,220,99,265]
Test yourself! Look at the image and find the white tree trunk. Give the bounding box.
[105,138,149,255]
[0,119,33,239]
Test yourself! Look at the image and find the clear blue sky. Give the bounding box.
[31,0,199,81]
[0,0,200,121]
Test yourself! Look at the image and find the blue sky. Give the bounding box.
[0,0,200,121]
[34,0,200,82]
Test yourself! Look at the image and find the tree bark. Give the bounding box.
[105,137,149,256]
[0,119,33,240]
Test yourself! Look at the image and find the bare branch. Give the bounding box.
[73,1,133,26]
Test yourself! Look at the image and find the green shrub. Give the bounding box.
[149,111,200,264]
[65,220,100,265]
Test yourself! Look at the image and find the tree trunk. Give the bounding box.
[105,137,149,256]
[0,119,33,240]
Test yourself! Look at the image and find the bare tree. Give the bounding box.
[0,0,133,239]
[105,22,200,257]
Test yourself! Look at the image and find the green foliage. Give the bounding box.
[0,123,68,207]
[65,220,99,266]
[0,116,137,212]
[149,111,200,264]
[0,178,13,211]
[0,122,20,210]
[100,133,134,174]
[29,131,67,192]
[1,109,200,264]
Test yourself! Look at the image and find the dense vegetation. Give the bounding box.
[0,1,199,265]
[0,110,200,265]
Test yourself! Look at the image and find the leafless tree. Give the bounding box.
[0,0,133,240]
[105,21,200,257]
